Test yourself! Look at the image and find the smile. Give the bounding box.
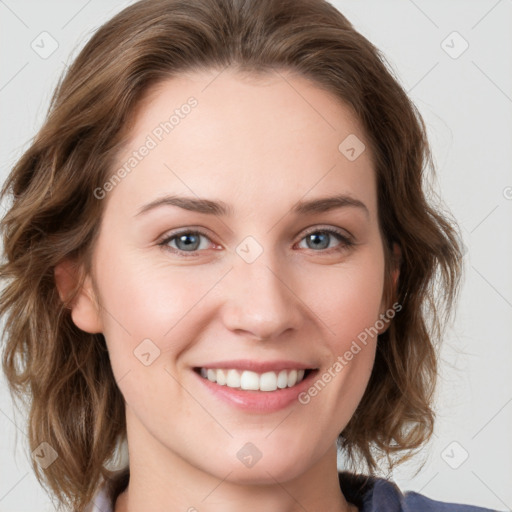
[195,367,313,392]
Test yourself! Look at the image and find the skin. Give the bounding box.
[55,68,399,512]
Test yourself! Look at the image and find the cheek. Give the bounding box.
[94,249,218,364]
[306,253,385,349]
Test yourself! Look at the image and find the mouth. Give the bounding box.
[193,367,317,392]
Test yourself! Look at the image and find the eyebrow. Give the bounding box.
[135,193,369,219]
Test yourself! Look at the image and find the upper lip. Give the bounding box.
[194,359,317,373]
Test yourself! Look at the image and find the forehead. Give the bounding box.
[107,68,377,221]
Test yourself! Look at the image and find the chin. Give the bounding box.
[223,460,307,485]
[218,444,313,485]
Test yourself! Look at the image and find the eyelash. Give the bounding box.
[157,226,354,257]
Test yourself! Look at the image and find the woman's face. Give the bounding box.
[74,69,396,483]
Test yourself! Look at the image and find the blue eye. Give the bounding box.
[298,228,354,252]
[159,230,211,254]
[158,227,354,257]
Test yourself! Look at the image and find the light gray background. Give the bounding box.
[0,1,511,510]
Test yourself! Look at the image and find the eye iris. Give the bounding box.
[168,230,341,253]
[176,233,200,251]
[307,232,329,250]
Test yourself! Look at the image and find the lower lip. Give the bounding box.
[193,369,318,413]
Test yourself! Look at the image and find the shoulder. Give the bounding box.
[338,471,503,512]
[84,466,130,512]
[83,483,113,512]
[402,489,501,512]
[84,468,129,512]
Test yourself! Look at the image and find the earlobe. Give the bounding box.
[54,259,103,334]
[391,242,401,291]
[388,242,401,297]
[377,242,402,335]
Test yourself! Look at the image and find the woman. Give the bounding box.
[0,0,501,511]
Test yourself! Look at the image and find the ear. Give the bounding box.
[389,242,401,293]
[54,258,103,334]
[377,242,401,335]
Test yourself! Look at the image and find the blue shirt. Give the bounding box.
[84,470,503,511]
[337,471,502,511]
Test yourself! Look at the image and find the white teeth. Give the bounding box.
[226,369,240,388]
[198,367,309,392]
[277,370,288,389]
[287,369,297,387]
[259,371,277,392]
[216,369,227,385]
[240,371,260,390]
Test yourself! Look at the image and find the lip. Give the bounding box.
[195,359,315,373]
[192,366,319,413]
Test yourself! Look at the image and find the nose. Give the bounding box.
[220,251,305,341]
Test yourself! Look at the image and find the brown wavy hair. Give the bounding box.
[0,0,463,510]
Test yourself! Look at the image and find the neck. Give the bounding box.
[114,408,357,512]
